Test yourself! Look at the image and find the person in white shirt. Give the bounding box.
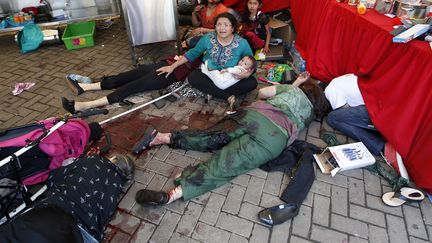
[325,74,385,155]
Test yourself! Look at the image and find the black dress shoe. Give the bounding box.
[61,97,76,114]
[66,76,85,95]
[135,189,169,205]
[258,203,300,226]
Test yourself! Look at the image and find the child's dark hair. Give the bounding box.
[215,12,238,32]
[242,0,263,23]
[244,55,257,73]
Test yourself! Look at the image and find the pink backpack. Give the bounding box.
[0,118,90,185]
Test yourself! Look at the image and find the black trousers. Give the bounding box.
[101,61,177,104]
[188,69,258,100]
[260,140,320,205]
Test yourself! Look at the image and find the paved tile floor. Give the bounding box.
[0,21,431,243]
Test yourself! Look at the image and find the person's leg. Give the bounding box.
[100,62,168,89]
[188,69,232,100]
[137,111,287,203]
[68,63,176,112]
[224,76,258,96]
[146,114,247,152]
[175,111,287,200]
[73,97,109,111]
[326,105,385,155]
[244,31,265,49]
[105,64,177,104]
[69,62,167,94]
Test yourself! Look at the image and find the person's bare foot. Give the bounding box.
[149,132,171,147]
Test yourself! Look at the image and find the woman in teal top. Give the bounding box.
[133,73,330,204]
[157,12,257,102]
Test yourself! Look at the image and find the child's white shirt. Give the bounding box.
[201,61,248,90]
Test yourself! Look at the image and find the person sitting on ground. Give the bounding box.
[325,73,395,157]
[132,72,329,205]
[201,55,257,112]
[0,154,134,243]
[158,12,257,108]
[239,0,271,54]
[185,0,235,48]
[61,55,200,114]
[61,13,253,114]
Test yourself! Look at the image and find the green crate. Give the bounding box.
[62,21,95,50]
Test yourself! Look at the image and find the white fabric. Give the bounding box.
[324,73,365,110]
[201,61,245,90]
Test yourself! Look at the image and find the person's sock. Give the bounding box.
[167,186,183,204]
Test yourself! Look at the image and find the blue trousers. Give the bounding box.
[326,105,385,155]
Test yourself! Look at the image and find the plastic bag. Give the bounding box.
[17,24,44,54]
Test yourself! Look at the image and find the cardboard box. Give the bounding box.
[268,18,296,44]
[313,142,376,176]
[254,18,294,61]
[255,45,288,61]
[393,24,430,43]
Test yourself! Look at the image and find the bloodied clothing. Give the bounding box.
[170,84,314,200]
[265,84,314,131]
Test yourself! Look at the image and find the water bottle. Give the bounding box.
[299,61,306,73]
[267,68,275,81]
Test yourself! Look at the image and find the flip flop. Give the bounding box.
[151,91,166,109]
[132,126,157,154]
[382,187,425,207]
[258,203,299,226]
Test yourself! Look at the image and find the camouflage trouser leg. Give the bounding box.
[174,110,289,200]
[170,111,249,152]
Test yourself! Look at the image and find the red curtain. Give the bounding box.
[290,0,432,193]
[223,0,290,13]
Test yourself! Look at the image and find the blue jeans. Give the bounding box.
[326,105,385,155]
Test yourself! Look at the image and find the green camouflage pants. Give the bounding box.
[171,109,289,200]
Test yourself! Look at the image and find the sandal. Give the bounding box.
[132,126,157,154]
[382,187,425,207]
[258,203,300,226]
[110,154,135,180]
[226,95,237,115]
[151,90,166,109]
[61,97,76,114]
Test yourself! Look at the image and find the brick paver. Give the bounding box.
[1,20,431,243]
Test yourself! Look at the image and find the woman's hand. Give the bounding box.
[156,65,175,78]
[190,27,203,37]
[293,71,310,87]
[193,4,204,14]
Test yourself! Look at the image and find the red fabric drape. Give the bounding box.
[290,0,432,193]
[223,0,290,13]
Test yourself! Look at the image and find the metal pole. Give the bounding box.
[99,82,188,125]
